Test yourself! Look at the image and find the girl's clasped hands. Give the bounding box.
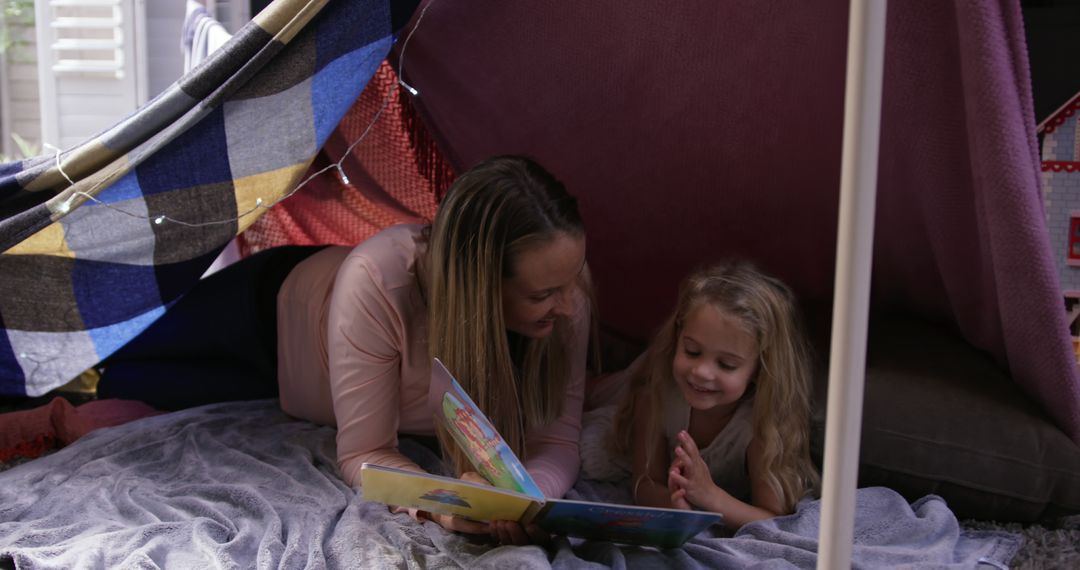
[668,430,716,511]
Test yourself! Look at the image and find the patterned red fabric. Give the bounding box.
[237,61,452,254]
[0,398,162,462]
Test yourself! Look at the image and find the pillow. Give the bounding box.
[808,312,1080,522]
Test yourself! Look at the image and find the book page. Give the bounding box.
[360,463,538,522]
[431,358,545,499]
[534,499,722,548]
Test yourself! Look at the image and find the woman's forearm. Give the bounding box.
[340,448,424,489]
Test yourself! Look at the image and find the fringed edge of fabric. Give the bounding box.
[397,84,457,201]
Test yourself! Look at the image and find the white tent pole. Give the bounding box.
[816,0,887,568]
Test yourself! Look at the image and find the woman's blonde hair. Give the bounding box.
[613,261,819,512]
[426,155,587,477]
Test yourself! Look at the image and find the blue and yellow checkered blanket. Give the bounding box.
[0,0,391,396]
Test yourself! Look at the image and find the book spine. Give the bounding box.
[522,500,548,524]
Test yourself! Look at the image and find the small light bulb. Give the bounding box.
[154,216,165,225]
[337,165,351,186]
[398,79,419,96]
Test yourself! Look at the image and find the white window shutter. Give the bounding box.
[35,0,147,151]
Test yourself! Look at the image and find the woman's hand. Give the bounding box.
[389,505,490,534]
[459,471,488,485]
[460,471,551,546]
[387,471,494,534]
[490,520,551,546]
[391,472,552,545]
[668,430,720,511]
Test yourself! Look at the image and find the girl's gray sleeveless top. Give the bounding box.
[662,386,755,503]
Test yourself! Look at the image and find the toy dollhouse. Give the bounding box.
[1039,91,1080,359]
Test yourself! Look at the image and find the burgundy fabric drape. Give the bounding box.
[391,0,1080,442]
[872,1,1076,440]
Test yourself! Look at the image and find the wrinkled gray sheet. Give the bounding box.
[0,400,1021,569]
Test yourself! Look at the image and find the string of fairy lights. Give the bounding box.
[48,0,438,229]
[15,0,441,376]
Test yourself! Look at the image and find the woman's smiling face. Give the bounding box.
[671,302,759,412]
[501,232,586,339]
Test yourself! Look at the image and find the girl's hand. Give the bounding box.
[668,431,719,510]
[667,454,693,510]
[669,487,693,510]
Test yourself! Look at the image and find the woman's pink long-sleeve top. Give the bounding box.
[275,224,588,499]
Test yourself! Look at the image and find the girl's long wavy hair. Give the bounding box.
[612,261,819,513]
[425,155,588,477]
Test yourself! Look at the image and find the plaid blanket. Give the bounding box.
[0,0,392,396]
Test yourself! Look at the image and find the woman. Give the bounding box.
[99,155,593,544]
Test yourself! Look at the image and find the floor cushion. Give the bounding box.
[808,312,1080,522]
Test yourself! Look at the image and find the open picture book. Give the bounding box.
[360,358,722,549]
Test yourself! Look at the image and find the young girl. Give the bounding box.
[610,261,819,529]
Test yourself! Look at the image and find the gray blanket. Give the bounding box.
[0,400,1020,569]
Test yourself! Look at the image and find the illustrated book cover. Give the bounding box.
[360,358,722,548]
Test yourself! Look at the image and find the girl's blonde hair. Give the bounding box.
[613,261,819,512]
[425,155,588,478]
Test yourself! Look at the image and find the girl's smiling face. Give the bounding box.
[672,303,759,412]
